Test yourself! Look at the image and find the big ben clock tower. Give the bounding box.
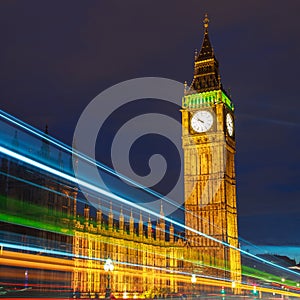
[182,14,241,284]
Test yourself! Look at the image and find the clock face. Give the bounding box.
[191,110,213,133]
[226,113,234,136]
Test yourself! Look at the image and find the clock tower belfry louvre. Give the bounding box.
[182,14,241,284]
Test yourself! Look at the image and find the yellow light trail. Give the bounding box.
[1,249,300,298]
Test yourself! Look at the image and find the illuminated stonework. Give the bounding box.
[182,15,241,288]
[72,15,241,297]
[72,207,186,298]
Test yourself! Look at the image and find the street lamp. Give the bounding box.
[104,258,114,299]
[191,274,196,284]
[231,281,236,295]
[191,274,196,297]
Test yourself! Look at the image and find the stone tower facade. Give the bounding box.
[182,14,241,284]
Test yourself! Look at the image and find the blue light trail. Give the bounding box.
[0,109,179,209]
[0,109,234,241]
[0,145,299,278]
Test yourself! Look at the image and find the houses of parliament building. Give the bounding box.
[0,15,241,298]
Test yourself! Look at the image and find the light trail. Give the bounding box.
[0,184,225,254]
[1,226,296,290]
[0,248,299,298]
[0,111,295,266]
[0,109,236,247]
[0,242,226,284]
[0,239,225,282]
[0,110,181,210]
[1,145,300,280]
[1,240,300,298]
[1,110,226,241]
[1,227,289,289]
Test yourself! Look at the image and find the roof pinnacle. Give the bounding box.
[160,200,164,216]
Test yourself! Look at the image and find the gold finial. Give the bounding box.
[203,13,209,31]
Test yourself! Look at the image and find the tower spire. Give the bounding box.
[129,209,134,235]
[196,13,214,61]
[191,13,221,92]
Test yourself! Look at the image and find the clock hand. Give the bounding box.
[197,118,204,123]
